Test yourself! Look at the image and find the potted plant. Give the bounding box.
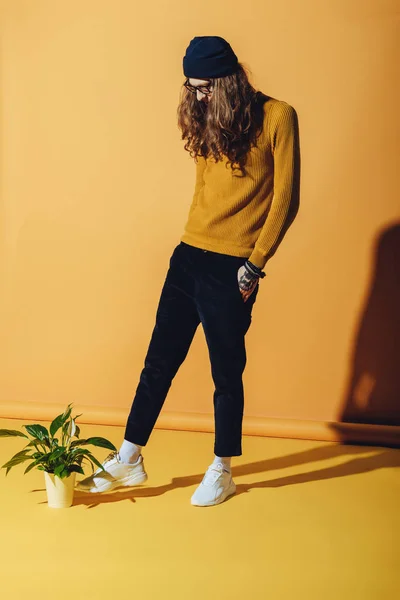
[0,403,116,508]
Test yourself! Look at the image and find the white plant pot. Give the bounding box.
[44,471,76,508]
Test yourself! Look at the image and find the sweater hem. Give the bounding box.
[180,231,254,259]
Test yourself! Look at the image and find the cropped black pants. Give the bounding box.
[124,241,259,456]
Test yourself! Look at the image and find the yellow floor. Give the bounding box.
[0,417,399,600]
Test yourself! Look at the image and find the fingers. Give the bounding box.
[240,280,258,302]
[237,263,259,302]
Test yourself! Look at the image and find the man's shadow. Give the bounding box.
[338,223,400,427]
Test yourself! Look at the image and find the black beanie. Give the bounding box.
[183,36,239,79]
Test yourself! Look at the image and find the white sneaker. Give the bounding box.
[191,463,236,506]
[75,451,147,494]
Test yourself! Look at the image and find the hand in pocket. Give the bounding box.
[237,264,259,302]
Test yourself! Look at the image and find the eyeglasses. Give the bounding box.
[184,78,214,95]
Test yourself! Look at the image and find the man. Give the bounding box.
[77,35,300,506]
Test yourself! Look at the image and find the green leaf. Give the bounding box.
[70,437,116,451]
[2,452,33,475]
[48,446,66,461]
[74,425,81,438]
[68,447,90,455]
[52,466,72,479]
[2,449,32,467]
[26,439,43,448]
[70,438,88,448]
[0,429,29,439]
[59,469,71,479]
[72,448,105,471]
[68,464,84,475]
[24,456,46,474]
[26,441,53,457]
[27,452,51,470]
[49,413,65,438]
[81,456,95,473]
[13,448,32,458]
[83,452,105,472]
[84,437,117,450]
[66,450,88,466]
[23,424,50,443]
[54,405,74,443]
[24,461,37,475]
[54,464,64,477]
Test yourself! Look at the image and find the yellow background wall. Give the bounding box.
[1,1,399,429]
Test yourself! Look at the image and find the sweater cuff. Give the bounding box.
[248,247,267,270]
[245,260,266,279]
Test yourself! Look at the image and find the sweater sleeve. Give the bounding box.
[248,102,299,270]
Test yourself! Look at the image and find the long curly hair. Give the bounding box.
[177,63,269,175]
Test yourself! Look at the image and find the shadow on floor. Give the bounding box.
[31,442,400,508]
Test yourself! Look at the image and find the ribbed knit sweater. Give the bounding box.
[181,97,300,270]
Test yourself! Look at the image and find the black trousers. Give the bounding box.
[124,241,259,457]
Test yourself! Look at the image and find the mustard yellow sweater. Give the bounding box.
[181,97,300,270]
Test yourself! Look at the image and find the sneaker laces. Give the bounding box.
[202,464,227,487]
[102,451,119,468]
[103,450,140,468]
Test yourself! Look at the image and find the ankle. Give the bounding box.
[119,439,142,464]
[213,455,232,471]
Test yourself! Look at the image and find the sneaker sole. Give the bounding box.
[191,481,236,507]
[76,471,148,494]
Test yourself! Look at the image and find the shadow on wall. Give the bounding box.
[339,222,400,428]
